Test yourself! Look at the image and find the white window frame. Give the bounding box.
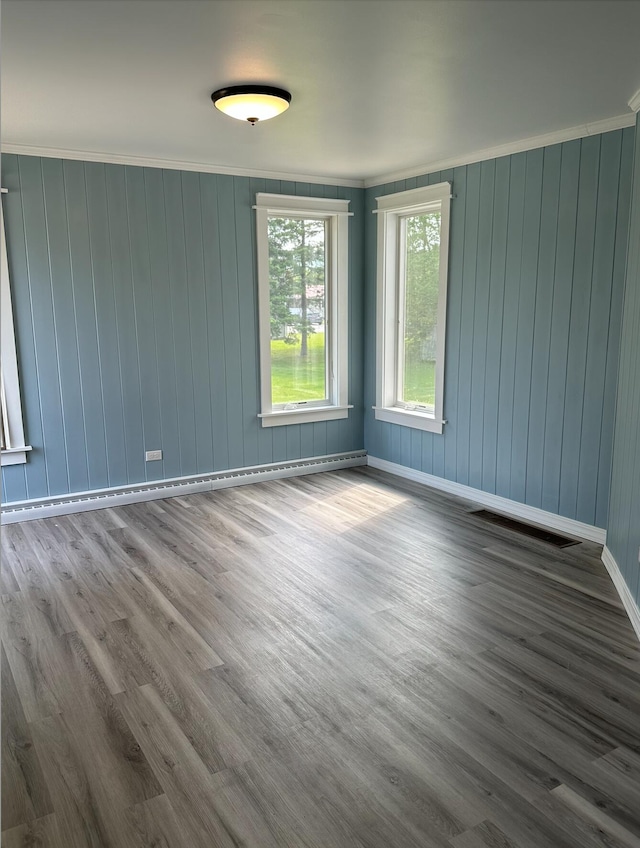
[374,182,451,434]
[1,194,30,465]
[255,193,351,427]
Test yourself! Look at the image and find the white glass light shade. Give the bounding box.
[212,86,291,124]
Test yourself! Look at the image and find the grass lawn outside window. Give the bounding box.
[271,331,435,407]
[403,359,435,406]
[271,331,326,404]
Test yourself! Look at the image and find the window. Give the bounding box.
[255,193,351,427]
[374,182,451,434]
[1,195,30,465]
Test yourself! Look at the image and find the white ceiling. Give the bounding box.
[2,0,640,185]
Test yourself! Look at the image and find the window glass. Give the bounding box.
[268,216,327,405]
[400,211,440,410]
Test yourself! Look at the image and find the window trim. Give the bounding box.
[1,196,31,466]
[374,182,452,434]
[255,193,351,428]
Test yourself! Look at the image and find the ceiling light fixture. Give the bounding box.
[211,85,291,125]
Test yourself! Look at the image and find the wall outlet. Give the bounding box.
[145,449,162,462]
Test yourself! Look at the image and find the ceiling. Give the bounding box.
[2,0,640,186]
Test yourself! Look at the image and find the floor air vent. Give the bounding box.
[470,509,579,548]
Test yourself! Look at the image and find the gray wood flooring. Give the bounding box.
[2,467,640,848]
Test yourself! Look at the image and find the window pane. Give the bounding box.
[400,211,440,409]
[268,216,327,404]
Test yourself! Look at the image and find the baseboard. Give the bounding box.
[366,455,607,545]
[1,451,367,523]
[601,546,640,643]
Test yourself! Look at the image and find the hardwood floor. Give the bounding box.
[2,467,640,848]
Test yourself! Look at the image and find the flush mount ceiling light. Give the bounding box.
[211,85,292,125]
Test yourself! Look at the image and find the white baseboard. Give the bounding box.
[1,451,367,524]
[366,455,607,544]
[601,546,640,643]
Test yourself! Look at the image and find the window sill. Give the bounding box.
[1,445,32,466]
[259,405,352,428]
[373,406,445,434]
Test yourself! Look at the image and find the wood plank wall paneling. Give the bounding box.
[364,128,635,531]
[0,128,633,563]
[607,113,640,606]
[0,156,364,502]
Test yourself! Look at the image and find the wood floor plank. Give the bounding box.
[104,525,214,600]
[29,714,124,848]
[113,621,252,771]
[483,639,640,751]
[443,649,619,759]
[551,784,640,848]
[1,593,66,722]
[595,746,640,783]
[1,813,59,848]
[1,646,54,830]
[51,631,164,809]
[312,712,489,840]
[114,684,253,848]
[124,566,224,671]
[1,555,20,595]
[114,502,232,579]
[2,524,55,593]
[123,795,190,848]
[400,664,640,841]
[450,820,522,848]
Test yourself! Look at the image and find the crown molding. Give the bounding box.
[0,143,365,189]
[629,88,640,114]
[364,112,637,188]
[3,108,637,190]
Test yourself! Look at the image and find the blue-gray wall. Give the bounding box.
[0,155,364,503]
[607,114,640,605]
[364,129,635,530]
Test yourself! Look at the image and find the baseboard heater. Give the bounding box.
[470,509,579,548]
[1,450,367,524]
